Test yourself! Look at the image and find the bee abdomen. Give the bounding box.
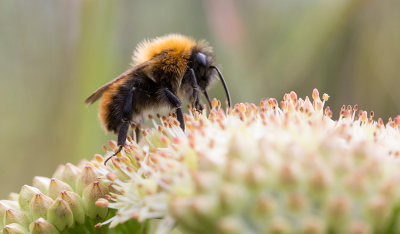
[99,81,130,133]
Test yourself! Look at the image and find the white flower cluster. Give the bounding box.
[98,89,400,234]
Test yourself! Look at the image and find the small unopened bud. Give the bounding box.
[60,163,81,190]
[0,201,19,210]
[169,197,193,223]
[327,196,350,227]
[193,171,219,192]
[309,168,332,195]
[190,196,218,222]
[29,218,59,234]
[224,159,247,182]
[48,178,73,199]
[58,191,85,224]
[18,185,41,211]
[7,193,19,201]
[245,165,267,188]
[286,193,306,213]
[301,217,326,234]
[3,209,29,227]
[82,182,109,219]
[366,196,389,227]
[216,216,246,234]
[279,164,300,188]
[348,221,371,234]
[267,217,292,234]
[47,198,74,231]
[2,223,27,234]
[32,176,51,195]
[29,193,53,220]
[52,165,65,180]
[1,201,19,227]
[76,166,99,195]
[219,184,246,212]
[252,195,275,218]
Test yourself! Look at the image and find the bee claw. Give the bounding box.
[104,145,123,166]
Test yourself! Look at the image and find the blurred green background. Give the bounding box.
[1,0,400,198]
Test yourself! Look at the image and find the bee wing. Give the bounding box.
[84,68,135,106]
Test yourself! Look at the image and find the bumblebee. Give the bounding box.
[85,34,231,164]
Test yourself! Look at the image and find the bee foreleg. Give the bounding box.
[189,68,204,111]
[163,88,185,131]
[202,90,212,110]
[104,121,129,165]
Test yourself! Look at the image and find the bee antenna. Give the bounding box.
[209,66,231,108]
[104,145,123,166]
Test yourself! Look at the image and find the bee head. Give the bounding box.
[190,52,215,90]
[190,51,231,108]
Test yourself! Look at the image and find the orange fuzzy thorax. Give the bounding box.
[131,34,197,66]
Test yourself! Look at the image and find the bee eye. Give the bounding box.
[195,53,207,67]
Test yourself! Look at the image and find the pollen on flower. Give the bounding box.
[323,93,329,101]
[95,198,109,208]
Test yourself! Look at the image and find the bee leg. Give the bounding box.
[189,68,203,111]
[104,87,136,165]
[135,127,141,142]
[202,90,212,110]
[163,88,185,131]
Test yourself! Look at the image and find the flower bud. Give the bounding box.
[32,177,51,195]
[326,195,351,231]
[29,193,53,220]
[29,218,59,234]
[219,183,247,212]
[48,178,73,199]
[18,185,41,211]
[224,159,247,182]
[245,165,268,188]
[348,221,371,234]
[286,193,306,213]
[169,197,196,227]
[366,196,390,228]
[58,191,85,224]
[189,196,219,224]
[76,165,99,195]
[0,200,19,227]
[2,223,27,234]
[52,165,65,180]
[301,217,326,234]
[60,163,81,190]
[47,198,74,231]
[82,181,108,219]
[251,195,276,218]
[266,217,292,234]
[7,193,19,202]
[216,216,246,234]
[193,171,220,192]
[3,209,29,227]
